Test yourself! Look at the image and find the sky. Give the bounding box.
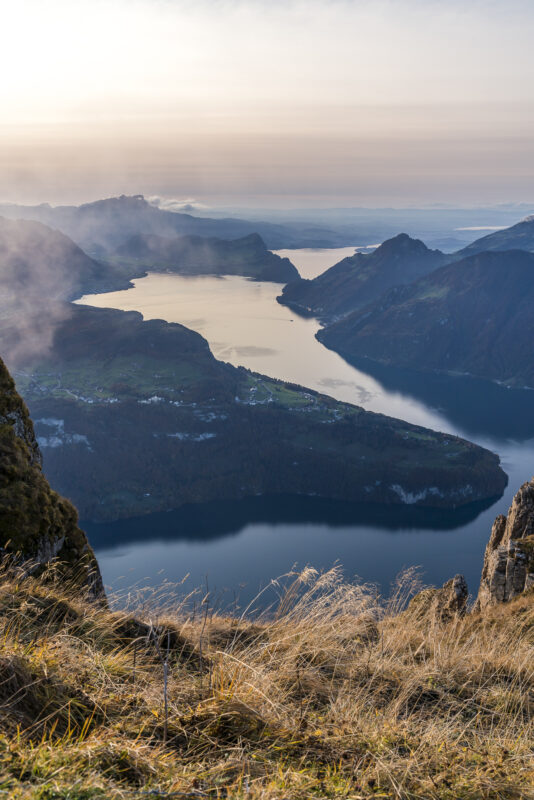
[1,0,534,207]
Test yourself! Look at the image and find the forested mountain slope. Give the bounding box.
[279,234,449,321]
[2,303,506,521]
[318,249,534,387]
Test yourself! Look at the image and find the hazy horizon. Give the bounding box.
[2,0,534,207]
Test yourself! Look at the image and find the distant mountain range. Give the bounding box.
[4,200,534,418]
[0,195,354,253]
[175,202,534,252]
[114,232,299,282]
[2,195,533,259]
[275,215,534,387]
[278,234,449,320]
[0,211,505,518]
[317,249,534,387]
[279,216,534,325]
[0,216,299,307]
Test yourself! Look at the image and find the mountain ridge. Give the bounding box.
[0,194,349,253]
[0,216,112,301]
[278,233,450,321]
[318,249,534,387]
[456,213,534,257]
[113,231,299,282]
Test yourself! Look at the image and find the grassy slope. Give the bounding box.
[0,561,532,799]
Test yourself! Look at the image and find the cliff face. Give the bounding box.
[0,356,103,596]
[477,478,534,609]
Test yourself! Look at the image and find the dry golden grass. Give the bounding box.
[0,558,533,799]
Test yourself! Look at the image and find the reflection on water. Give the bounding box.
[331,354,534,442]
[78,248,534,603]
[82,494,500,611]
[87,494,498,548]
[79,272,450,431]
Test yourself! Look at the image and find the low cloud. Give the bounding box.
[0,301,72,369]
[147,196,210,213]
[0,217,81,367]
[455,226,507,232]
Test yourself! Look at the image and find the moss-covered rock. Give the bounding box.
[0,356,102,596]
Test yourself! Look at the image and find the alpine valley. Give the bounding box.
[0,202,511,523]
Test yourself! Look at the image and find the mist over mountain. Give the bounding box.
[0,195,352,254]
[114,232,299,282]
[0,210,507,521]
[0,217,106,300]
[279,234,449,321]
[0,217,112,365]
[318,249,534,387]
[3,196,530,261]
[0,213,302,366]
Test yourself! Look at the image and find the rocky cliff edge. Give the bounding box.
[0,356,103,597]
[476,478,534,610]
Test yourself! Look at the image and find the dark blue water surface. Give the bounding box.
[79,250,534,608]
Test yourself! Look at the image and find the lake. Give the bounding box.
[78,248,534,608]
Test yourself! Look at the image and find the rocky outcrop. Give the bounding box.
[409,574,468,623]
[0,356,103,597]
[476,479,534,609]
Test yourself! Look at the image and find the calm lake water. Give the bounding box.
[78,248,534,608]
